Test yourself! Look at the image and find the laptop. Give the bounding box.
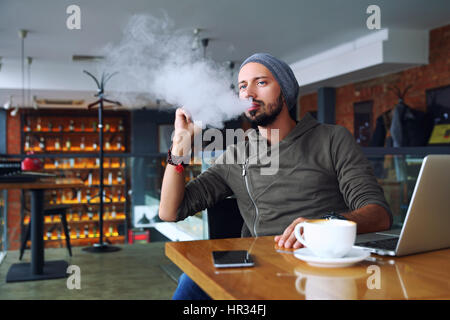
[355,155,450,256]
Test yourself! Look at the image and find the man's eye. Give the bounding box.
[239,84,247,90]
[257,81,266,86]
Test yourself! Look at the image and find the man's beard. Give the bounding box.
[244,93,284,127]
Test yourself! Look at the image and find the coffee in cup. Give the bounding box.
[294,219,356,258]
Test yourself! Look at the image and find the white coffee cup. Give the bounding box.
[294,219,357,258]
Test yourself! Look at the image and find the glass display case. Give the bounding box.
[129,153,204,241]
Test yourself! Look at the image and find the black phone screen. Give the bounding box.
[212,250,254,268]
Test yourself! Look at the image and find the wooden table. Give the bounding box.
[165,236,450,300]
[0,177,84,282]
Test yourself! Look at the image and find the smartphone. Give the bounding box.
[212,250,254,268]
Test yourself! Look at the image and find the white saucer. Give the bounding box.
[293,247,371,268]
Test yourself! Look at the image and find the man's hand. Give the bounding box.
[274,217,308,249]
[172,108,202,156]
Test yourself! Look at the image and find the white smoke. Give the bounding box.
[98,14,249,128]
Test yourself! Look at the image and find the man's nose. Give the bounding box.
[243,84,257,100]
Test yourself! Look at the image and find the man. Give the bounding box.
[159,53,392,299]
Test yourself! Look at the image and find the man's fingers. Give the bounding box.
[276,217,307,248]
[283,231,298,248]
[293,240,304,249]
[277,226,292,247]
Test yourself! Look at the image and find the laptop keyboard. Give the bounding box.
[359,237,399,250]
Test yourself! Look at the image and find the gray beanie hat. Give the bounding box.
[240,53,299,110]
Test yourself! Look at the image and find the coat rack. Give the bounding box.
[82,70,122,253]
[388,84,413,102]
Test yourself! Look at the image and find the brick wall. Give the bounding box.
[298,23,450,134]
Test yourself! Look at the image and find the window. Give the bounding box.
[354,100,373,147]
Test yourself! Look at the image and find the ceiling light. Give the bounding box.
[10,107,19,117]
[192,28,201,51]
[3,96,12,110]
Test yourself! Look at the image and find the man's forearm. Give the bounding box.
[159,163,186,221]
[159,138,191,221]
[341,204,392,234]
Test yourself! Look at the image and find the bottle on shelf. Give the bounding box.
[117,171,123,184]
[24,136,31,152]
[39,137,46,151]
[86,189,91,203]
[108,172,113,185]
[70,226,76,239]
[80,137,86,151]
[111,205,116,219]
[48,121,53,132]
[65,138,72,151]
[36,118,42,132]
[69,120,75,132]
[105,137,111,150]
[116,136,122,151]
[92,121,97,132]
[54,138,61,151]
[118,119,124,132]
[46,226,52,241]
[84,225,89,238]
[87,172,93,187]
[88,206,93,220]
[105,122,111,132]
[81,122,85,132]
[108,225,113,237]
[92,140,98,151]
[24,118,31,132]
[51,190,57,204]
[76,189,82,203]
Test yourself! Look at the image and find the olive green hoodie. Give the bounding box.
[176,113,392,237]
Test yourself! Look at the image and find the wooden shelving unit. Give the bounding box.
[20,109,130,249]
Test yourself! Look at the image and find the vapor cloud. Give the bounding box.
[98,14,249,128]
